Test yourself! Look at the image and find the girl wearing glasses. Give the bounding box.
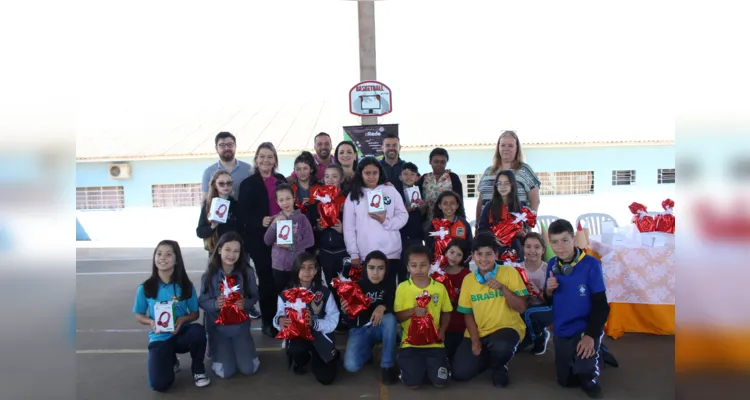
[476,170,526,258]
[197,170,245,256]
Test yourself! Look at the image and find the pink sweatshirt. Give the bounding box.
[343,184,409,261]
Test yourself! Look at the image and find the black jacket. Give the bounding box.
[346,274,396,329]
[196,197,245,243]
[399,186,426,242]
[306,197,347,251]
[238,171,287,251]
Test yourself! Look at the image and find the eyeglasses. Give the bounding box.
[217,181,233,187]
[217,142,236,149]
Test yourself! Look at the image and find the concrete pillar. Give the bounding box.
[358,0,378,126]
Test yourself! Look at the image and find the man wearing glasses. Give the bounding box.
[201,132,253,202]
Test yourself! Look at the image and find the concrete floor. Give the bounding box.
[76,248,675,400]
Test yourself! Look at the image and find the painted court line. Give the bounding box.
[76,270,205,276]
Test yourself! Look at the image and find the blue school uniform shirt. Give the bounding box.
[543,254,606,338]
[133,281,199,343]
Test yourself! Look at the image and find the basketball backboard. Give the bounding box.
[349,80,392,117]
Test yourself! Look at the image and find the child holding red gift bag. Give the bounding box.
[342,251,399,385]
[452,234,529,388]
[477,170,526,259]
[133,240,210,391]
[273,253,340,385]
[394,245,453,389]
[425,190,473,265]
[198,232,260,379]
[264,183,315,298]
[440,239,472,364]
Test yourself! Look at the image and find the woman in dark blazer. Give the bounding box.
[238,142,287,338]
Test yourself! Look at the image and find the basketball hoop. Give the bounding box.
[349,80,392,117]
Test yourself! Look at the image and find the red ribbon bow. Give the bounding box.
[276,288,316,341]
[490,207,537,246]
[655,198,675,234]
[215,275,249,326]
[429,219,454,261]
[332,274,372,318]
[403,290,442,346]
[429,257,456,300]
[628,202,656,232]
[311,185,344,228]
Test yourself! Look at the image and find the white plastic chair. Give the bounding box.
[576,213,619,236]
[532,215,560,233]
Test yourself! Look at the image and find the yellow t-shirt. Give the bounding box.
[394,278,453,349]
[457,265,529,339]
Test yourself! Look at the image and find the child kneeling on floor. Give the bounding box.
[198,232,261,379]
[133,240,210,391]
[544,219,610,399]
[274,252,340,385]
[394,245,452,389]
[342,250,399,384]
[452,233,529,388]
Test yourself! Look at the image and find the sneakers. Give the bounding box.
[173,359,180,373]
[381,367,398,385]
[532,329,551,355]
[292,363,307,375]
[492,372,509,388]
[582,382,603,398]
[193,373,211,387]
[248,308,261,319]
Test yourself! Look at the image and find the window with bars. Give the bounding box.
[658,168,675,184]
[76,186,125,210]
[458,174,480,198]
[612,170,636,186]
[537,171,595,195]
[152,183,202,207]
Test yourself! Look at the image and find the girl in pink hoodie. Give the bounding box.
[343,157,409,284]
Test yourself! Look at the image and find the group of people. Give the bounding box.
[132,130,611,398]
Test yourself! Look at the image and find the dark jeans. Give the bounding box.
[452,328,520,382]
[147,323,206,392]
[249,244,277,328]
[554,332,603,388]
[397,347,450,388]
[444,331,465,364]
[523,304,554,341]
[272,269,293,297]
[287,340,338,385]
[318,249,348,311]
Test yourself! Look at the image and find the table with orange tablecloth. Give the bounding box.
[589,237,675,339]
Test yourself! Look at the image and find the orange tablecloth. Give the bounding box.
[588,240,675,339]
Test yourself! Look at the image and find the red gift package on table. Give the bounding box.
[275,287,316,341]
[628,202,656,232]
[403,290,442,346]
[332,273,372,318]
[429,257,456,300]
[311,185,344,228]
[500,250,542,298]
[655,198,675,234]
[490,207,537,246]
[215,276,249,326]
[428,219,454,261]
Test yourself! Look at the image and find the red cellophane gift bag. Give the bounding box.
[403,290,442,346]
[215,275,249,326]
[429,257,456,300]
[332,273,372,318]
[628,202,656,232]
[348,264,362,281]
[655,198,675,234]
[275,288,315,341]
[428,219,454,261]
[500,250,541,298]
[490,207,537,246]
[311,185,344,228]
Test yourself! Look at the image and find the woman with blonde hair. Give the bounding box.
[238,142,288,338]
[475,130,541,223]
